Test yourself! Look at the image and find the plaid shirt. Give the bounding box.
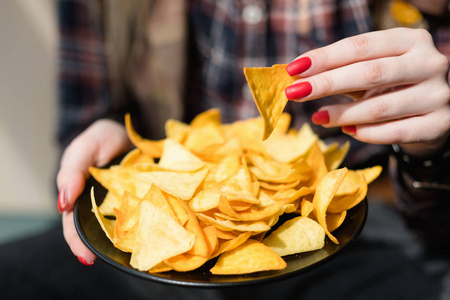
[58,0,374,146]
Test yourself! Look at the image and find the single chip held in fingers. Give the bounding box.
[244,64,297,140]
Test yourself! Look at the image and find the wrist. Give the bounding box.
[392,136,450,189]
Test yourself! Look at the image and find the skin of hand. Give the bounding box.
[285,27,450,158]
[56,119,133,265]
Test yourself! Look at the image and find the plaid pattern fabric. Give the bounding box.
[57,0,374,148]
[58,0,111,148]
[187,0,372,126]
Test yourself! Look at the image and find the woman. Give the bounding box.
[8,0,445,298]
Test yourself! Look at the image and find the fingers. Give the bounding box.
[286,27,450,156]
[317,79,449,127]
[63,211,96,265]
[311,76,450,150]
[345,107,450,147]
[288,28,426,77]
[56,119,132,210]
[286,28,448,102]
[286,50,447,102]
[56,119,132,264]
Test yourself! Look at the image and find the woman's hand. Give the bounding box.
[285,27,450,157]
[56,119,133,265]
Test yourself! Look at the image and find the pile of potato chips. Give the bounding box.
[89,108,381,275]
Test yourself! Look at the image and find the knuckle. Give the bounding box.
[414,28,433,43]
[388,126,407,144]
[351,35,370,57]
[315,48,330,67]
[441,107,450,130]
[363,62,385,85]
[367,100,389,120]
[439,85,450,104]
[433,53,450,74]
[319,73,334,95]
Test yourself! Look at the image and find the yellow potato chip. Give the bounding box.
[305,142,328,190]
[163,192,189,226]
[158,139,205,172]
[130,201,195,271]
[135,139,205,172]
[164,227,217,272]
[263,123,318,163]
[137,168,208,200]
[211,231,252,259]
[190,164,259,212]
[244,64,297,140]
[207,153,241,183]
[273,186,314,202]
[194,137,243,163]
[326,210,347,232]
[165,119,189,143]
[217,196,293,222]
[335,170,363,197]
[224,117,265,152]
[148,261,172,273]
[312,168,348,244]
[98,191,121,216]
[119,148,153,167]
[89,166,150,199]
[90,187,115,243]
[213,228,238,240]
[248,153,310,184]
[357,165,383,184]
[263,216,325,256]
[203,225,219,255]
[165,253,210,272]
[197,213,271,233]
[327,176,368,213]
[125,113,164,158]
[189,108,221,128]
[272,113,292,135]
[178,197,210,258]
[259,179,301,191]
[184,124,226,152]
[324,141,350,171]
[142,184,177,220]
[300,198,314,217]
[210,239,286,274]
[113,192,142,252]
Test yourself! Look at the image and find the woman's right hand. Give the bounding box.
[56,119,133,265]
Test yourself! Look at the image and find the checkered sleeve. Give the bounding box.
[57,0,111,150]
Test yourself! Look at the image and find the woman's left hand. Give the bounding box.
[285,27,450,157]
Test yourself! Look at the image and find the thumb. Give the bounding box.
[56,119,132,212]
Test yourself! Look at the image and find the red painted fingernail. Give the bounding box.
[312,111,330,125]
[78,257,94,266]
[342,126,357,135]
[286,57,312,76]
[58,189,67,214]
[285,82,312,100]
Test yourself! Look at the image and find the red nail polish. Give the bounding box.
[78,257,94,266]
[312,111,330,125]
[285,82,312,100]
[342,125,357,135]
[58,189,67,214]
[286,57,312,76]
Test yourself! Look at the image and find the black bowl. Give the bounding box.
[75,172,367,288]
